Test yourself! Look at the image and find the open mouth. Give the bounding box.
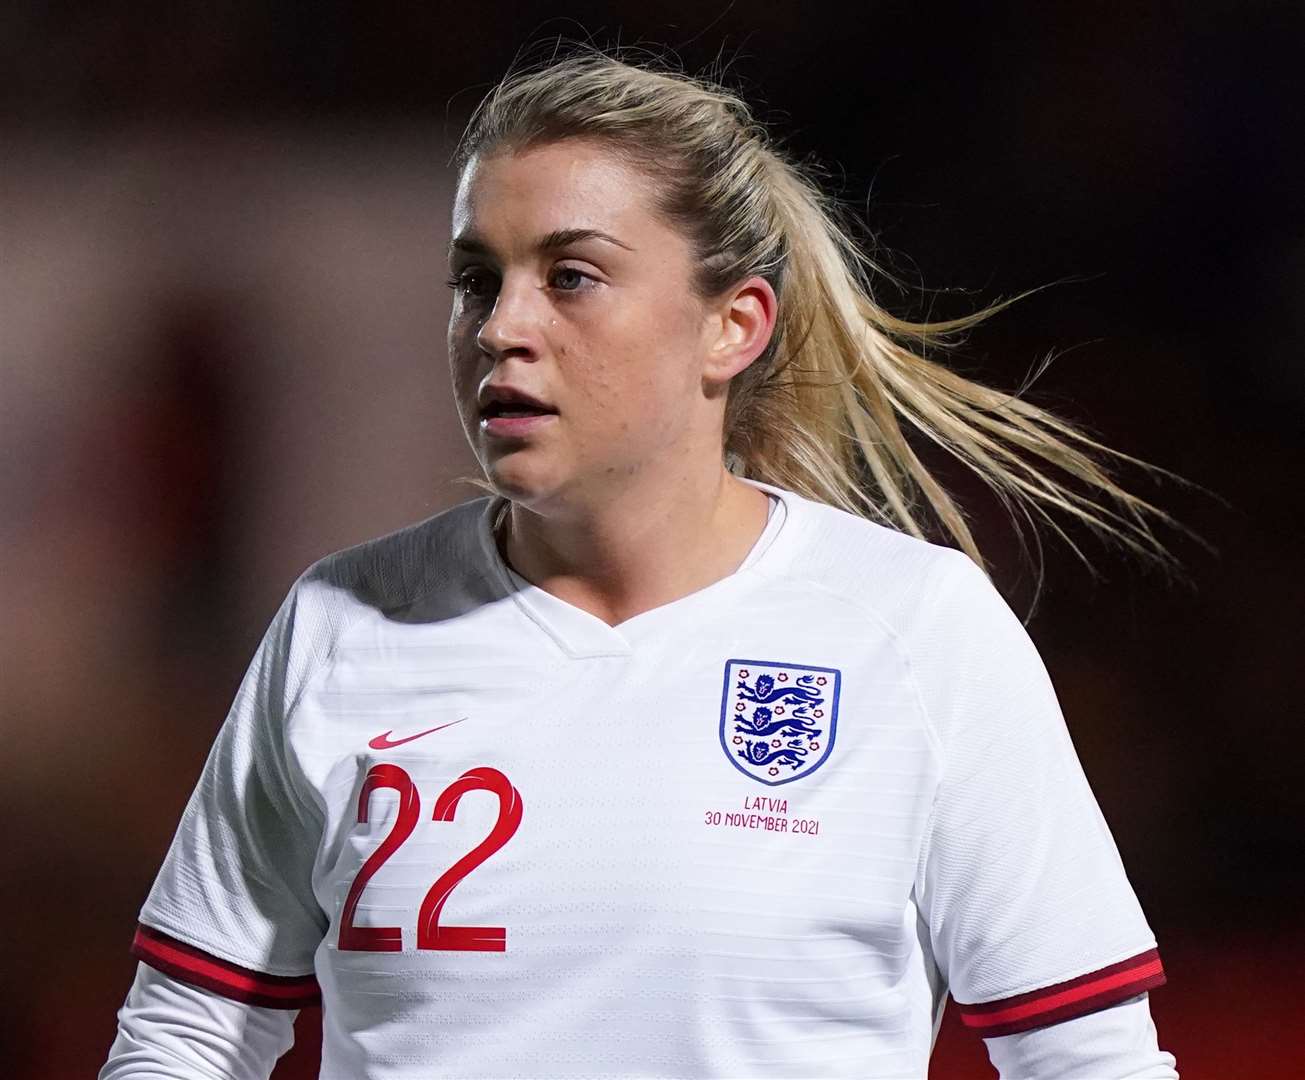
[479,403,558,437]
[480,402,556,420]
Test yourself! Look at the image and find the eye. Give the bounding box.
[446,269,496,300]
[549,265,596,293]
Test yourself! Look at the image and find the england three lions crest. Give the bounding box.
[719,659,841,786]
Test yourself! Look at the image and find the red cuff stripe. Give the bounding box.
[131,923,321,1010]
[958,947,1166,1038]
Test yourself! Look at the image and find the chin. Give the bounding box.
[482,458,555,503]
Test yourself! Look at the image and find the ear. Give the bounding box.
[701,275,778,390]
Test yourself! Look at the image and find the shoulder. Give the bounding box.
[299,497,489,606]
[778,488,988,636]
[276,496,493,668]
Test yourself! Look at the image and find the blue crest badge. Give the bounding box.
[719,659,840,785]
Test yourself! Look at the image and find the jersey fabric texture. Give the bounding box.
[127,478,1169,1078]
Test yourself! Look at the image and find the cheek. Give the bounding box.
[447,311,476,359]
[570,351,692,449]
[570,333,657,403]
[583,295,698,396]
[447,351,473,402]
[447,323,486,400]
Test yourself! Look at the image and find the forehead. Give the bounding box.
[451,139,668,250]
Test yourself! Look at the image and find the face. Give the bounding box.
[446,138,764,515]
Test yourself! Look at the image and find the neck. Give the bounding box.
[496,467,771,629]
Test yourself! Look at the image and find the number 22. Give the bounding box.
[338,763,523,952]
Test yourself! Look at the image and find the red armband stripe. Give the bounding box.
[957,947,1166,1038]
[131,923,321,1009]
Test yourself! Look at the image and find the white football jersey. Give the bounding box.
[129,477,1167,1078]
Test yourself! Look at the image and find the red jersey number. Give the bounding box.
[338,764,523,953]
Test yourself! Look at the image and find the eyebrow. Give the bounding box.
[447,227,635,259]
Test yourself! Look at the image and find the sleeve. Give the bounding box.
[912,550,1174,1065]
[130,579,328,1008]
[99,962,296,1080]
[985,994,1178,1079]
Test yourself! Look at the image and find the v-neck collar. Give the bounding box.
[473,478,805,658]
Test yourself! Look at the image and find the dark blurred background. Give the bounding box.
[2,2,1301,1077]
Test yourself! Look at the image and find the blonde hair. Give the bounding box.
[450,42,1209,599]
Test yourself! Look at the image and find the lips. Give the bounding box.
[480,411,556,438]
[477,384,557,419]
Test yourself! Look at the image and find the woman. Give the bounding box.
[102,46,1183,1078]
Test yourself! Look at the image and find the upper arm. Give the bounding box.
[130,579,327,1006]
[912,552,1172,1051]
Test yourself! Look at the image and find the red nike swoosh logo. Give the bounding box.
[368,718,467,749]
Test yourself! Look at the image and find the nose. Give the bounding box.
[475,276,540,361]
